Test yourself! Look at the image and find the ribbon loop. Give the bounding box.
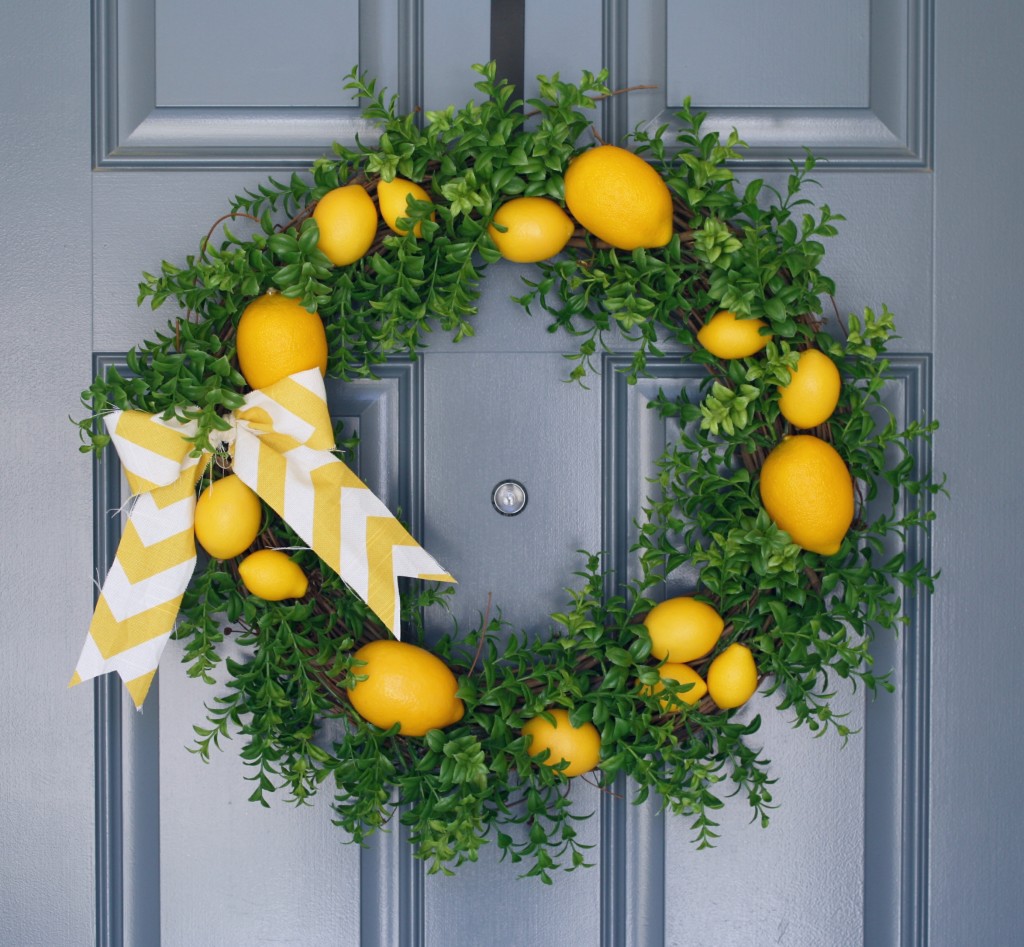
[72,369,454,709]
[71,411,207,708]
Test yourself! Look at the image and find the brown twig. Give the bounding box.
[803,567,823,594]
[579,771,625,799]
[174,212,262,354]
[200,212,260,261]
[828,293,842,323]
[280,205,316,234]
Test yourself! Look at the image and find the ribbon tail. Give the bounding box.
[364,516,456,634]
[310,459,454,635]
[254,444,454,637]
[231,414,453,637]
[71,462,205,709]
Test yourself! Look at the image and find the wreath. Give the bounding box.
[74,64,942,882]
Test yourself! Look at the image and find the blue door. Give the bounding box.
[2,1,1021,944]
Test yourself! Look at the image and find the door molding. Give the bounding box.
[91,354,425,946]
[93,0,932,171]
[92,0,414,169]
[92,349,933,941]
[617,0,932,168]
[600,353,933,945]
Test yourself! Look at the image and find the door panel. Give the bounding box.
[422,349,603,637]
[96,0,403,167]
[154,0,360,108]
[667,0,871,109]
[158,663,362,946]
[104,365,420,945]
[624,0,929,166]
[603,359,926,947]
[421,781,603,947]
[156,372,417,947]
[662,710,865,947]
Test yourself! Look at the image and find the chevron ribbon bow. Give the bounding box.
[71,368,454,709]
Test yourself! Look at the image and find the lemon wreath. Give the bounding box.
[76,64,941,881]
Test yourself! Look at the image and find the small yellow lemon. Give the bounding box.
[194,475,262,560]
[487,196,575,263]
[312,184,379,266]
[377,177,434,237]
[521,708,601,777]
[778,349,841,429]
[238,549,308,601]
[643,597,724,663]
[706,643,759,710]
[235,292,328,391]
[563,144,673,250]
[348,639,464,737]
[640,662,707,711]
[697,310,772,359]
[759,434,855,556]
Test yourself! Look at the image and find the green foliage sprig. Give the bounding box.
[77,63,943,881]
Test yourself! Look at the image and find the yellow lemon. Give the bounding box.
[235,292,328,391]
[706,643,758,710]
[238,549,308,601]
[643,596,724,663]
[487,196,575,263]
[377,177,434,237]
[563,144,673,250]
[521,708,601,777]
[312,184,379,266]
[697,310,772,359]
[640,662,707,711]
[348,639,464,737]
[778,349,841,429]
[759,434,854,556]
[194,475,262,560]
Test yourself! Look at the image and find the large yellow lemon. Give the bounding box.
[640,662,708,711]
[521,708,601,777]
[238,549,308,601]
[778,348,841,429]
[487,196,575,263]
[348,639,464,737]
[563,144,673,250]
[643,596,724,663]
[235,292,328,391]
[377,177,434,237]
[697,310,772,359]
[312,184,379,266]
[759,434,855,556]
[193,475,262,560]
[706,643,758,710]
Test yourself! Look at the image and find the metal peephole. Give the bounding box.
[492,480,527,516]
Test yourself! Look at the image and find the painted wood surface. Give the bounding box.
[2,0,1023,944]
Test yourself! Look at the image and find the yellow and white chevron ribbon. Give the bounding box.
[71,368,454,709]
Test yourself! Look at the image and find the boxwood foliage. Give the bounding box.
[78,64,942,882]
